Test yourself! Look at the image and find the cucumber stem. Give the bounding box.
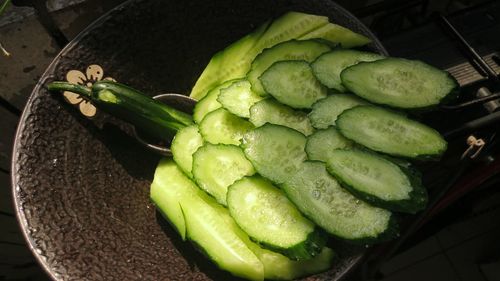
[47,82,92,98]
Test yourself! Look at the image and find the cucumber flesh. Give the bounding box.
[336,105,447,159]
[193,80,235,124]
[282,161,395,242]
[305,126,353,162]
[150,159,264,280]
[199,108,254,145]
[340,58,459,109]
[242,124,307,185]
[311,49,384,92]
[309,94,369,129]
[260,60,327,109]
[192,143,255,205]
[299,23,371,48]
[171,125,204,178]
[227,176,325,260]
[247,40,331,96]
[326,149,428,213]
[217,79,264,118]
[249,99,314,136]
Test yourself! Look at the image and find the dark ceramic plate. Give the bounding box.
[12,1,387,280]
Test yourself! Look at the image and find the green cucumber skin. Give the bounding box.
[326,149,428,214]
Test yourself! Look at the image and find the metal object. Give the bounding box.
[476,87,500,113]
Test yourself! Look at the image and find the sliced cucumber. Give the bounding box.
[247,40,331,96]
[340,58,459,109]
[192,143,255,205]
[171,125,204,178]
[193,80,235,124]
[150,159,264,280]
[282,161,396,242]
[311,50,384,92]
[242,124,307,185]
[260,60,327,109]
[199,108,254,145]
[305,126,353,162]
[249,99,314,136]
[326,149,428,213]
[217,79,264,118]
[227,176,325,260]
[336,105,447,159]
[299,23,371,48]
[308,94,369,129]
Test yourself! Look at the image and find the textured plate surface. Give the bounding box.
[12,1,387,280]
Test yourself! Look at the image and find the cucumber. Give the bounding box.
[340,58,459,109]
[217,79,265,118]
[305,126,353,162]
[299,23,371,48]
[311,50,384,92]
[193,80,235,124]
[260,60,327,109]
[249,99,314,136]
[242,124,307,185]
[282,161,396,242]
[227,176,326,260]
[326,149,428,213]
[308,94,369,129]
[150,159,264,280]
[190,12,330,100]
[192,143,255,205]
[336,105,447,159]
[199,108,254,145]
[171,125,204,178]
[247,40,331,96]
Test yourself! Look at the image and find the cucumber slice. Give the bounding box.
[227,176,325,260]
[260,60,327,109]
[199,108,254,145]
[193,80,235,124]
[311,50,384,92]
[308,94,369,129]
[326,149,428,213]
[192,143,255,205]
[340,58,459,109]
[217,79,264,118]
[299,23,371,48]
[305,126,353,162]
[171,125,204,178]
[150,159,264,280]
[282,161,396,242]
[337,105,447,159]
[242,124,307,185]
[247,40,331,96]
[249,99,314,136]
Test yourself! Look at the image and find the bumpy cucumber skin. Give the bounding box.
[326,149,428,214]
[340,58,460,110]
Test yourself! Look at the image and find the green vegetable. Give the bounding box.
[308,93,369,129]
[305,126,353,162]
[199,108,254,145]
[217,79,264,118]
[193,80,236,123]
[171,125,204,178]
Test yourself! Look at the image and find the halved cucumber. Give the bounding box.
[193,80,235,124]
[260,60,327,109]
[299,23,371,48]
[282,161,396,242]
[311,49,384,92]
[150,159,264,280]
[247,40,331,96]
[249,98,314,136]
[199,108,254,145]
[171,125,204,178]
[308,93,369,129]
[242,124,307,185]
[340,58,459,109]
[217,79,264,118]
[305,126,353,162]
[192,143,255,205]
[326,149,428,213]
[336,105,447,159]
[227,176,326,260]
